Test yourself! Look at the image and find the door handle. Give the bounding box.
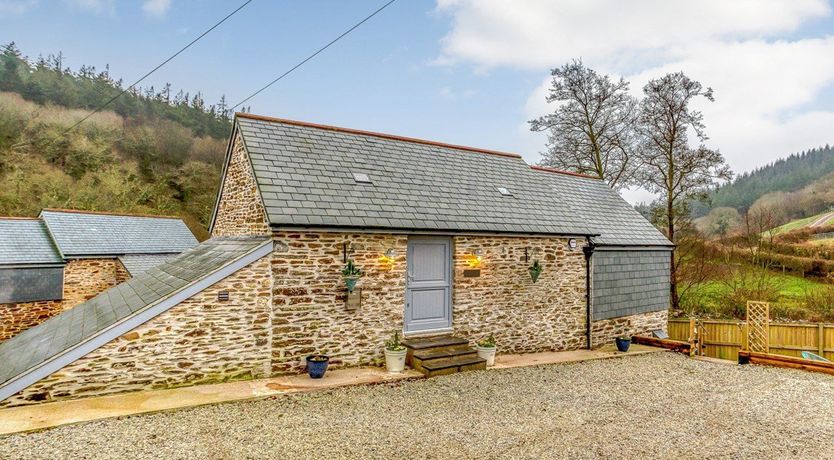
[407,271,414,283]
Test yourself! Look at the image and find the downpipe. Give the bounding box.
[583,238,595,350]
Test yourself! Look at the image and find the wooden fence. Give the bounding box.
[668,319,834,362]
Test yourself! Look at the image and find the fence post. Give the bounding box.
[689,318,696,357]
[820,323,826,356]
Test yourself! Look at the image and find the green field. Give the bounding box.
[771,211,834,234]
[684,267,831,321]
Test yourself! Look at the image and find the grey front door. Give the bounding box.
[405,237,452,333]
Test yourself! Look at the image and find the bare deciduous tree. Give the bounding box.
[637,72,732,309]
[529,60,639,189]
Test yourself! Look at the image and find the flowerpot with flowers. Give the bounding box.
[384,331,407,373]
[342,259,362,293]
[475,333,497,366]
[529,260,543,283]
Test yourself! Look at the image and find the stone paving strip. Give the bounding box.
[0,344,657,435]
[3,352,834,459]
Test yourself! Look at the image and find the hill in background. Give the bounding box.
[0,42,236,239]
[693,144,834,217]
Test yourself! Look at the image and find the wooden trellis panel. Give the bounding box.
[746,301,770,353]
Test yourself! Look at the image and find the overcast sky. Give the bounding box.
[3,0,834,203]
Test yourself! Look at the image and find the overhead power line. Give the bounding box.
[55,0,254,140]
[231,0,398,111]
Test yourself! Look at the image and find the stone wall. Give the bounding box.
[62,258,130,310]
[453,236,588,352]
[0,300,63,341]
[590,309,669,348]
[271,232,407,373]
[2,256,273,407]
[269,232,588,373]
[211,133,270,238]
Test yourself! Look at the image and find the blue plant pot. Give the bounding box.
[615,337,631,352]
[306,355,330,379]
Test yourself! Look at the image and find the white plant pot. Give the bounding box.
[476,345,497,366]
[385,348,407,373]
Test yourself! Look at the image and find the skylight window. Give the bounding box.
[497,187,513,196]
[352,172,372,184]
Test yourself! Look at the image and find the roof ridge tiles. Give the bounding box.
[41,208,183,220]
[235,112,523,160]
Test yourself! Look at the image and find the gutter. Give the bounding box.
[583,237,595,350]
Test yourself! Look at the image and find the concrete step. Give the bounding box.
[420,354,487,377]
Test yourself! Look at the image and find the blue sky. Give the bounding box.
[3,0,834,203]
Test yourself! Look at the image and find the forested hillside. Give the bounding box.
[693,145,834,217]
[0,42,235,239]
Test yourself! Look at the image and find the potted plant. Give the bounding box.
[475,333,497,366]
[529,260,543,283]
[306,354,330,378]
[384,331,407,373]
[342,259,362,293]
[615,335,631,352]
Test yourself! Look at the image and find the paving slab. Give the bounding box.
[492,343,663,369]
[0,367,423,436]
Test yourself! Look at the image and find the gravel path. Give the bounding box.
[2,353,834,459]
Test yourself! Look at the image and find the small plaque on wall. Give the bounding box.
[463,269,481,278]
[346,289,361,310]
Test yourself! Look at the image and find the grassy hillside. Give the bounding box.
[0,43,233,239]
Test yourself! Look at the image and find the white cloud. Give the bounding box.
[439,0,834,202]
[142,0,170,17]
[66,0,113,14]
[439,86,476,100]
[0,0,36,16]
[436,0,830,69]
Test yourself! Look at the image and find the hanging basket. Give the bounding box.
[529,261,543,283]
[344,275,360,293]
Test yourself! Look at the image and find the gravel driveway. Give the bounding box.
[2,353,834,459]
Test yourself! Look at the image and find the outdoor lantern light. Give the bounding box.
[568,238,578,250]
[468,249,483,268]
[385,248,396,259]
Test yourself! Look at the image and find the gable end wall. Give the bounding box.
[211,133,270,238]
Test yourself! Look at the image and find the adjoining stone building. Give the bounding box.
[0,113,672,406]
[0,209,198,341]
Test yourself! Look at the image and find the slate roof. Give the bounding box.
[40,210,198,257]
[118,254,177,276]
[534,168,672,246]
[229,114,671,246]
[0,237,272,398]
[0,219,63,266]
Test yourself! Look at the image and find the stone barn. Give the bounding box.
[0,209,197,340]
[0,113,672,406]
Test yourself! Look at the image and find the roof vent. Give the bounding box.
[497,187,513,197]
[352,172,372,184]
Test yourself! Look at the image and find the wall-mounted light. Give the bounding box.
[380,247,397,264]
[568,238,578,250]
[468,248,483,267]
